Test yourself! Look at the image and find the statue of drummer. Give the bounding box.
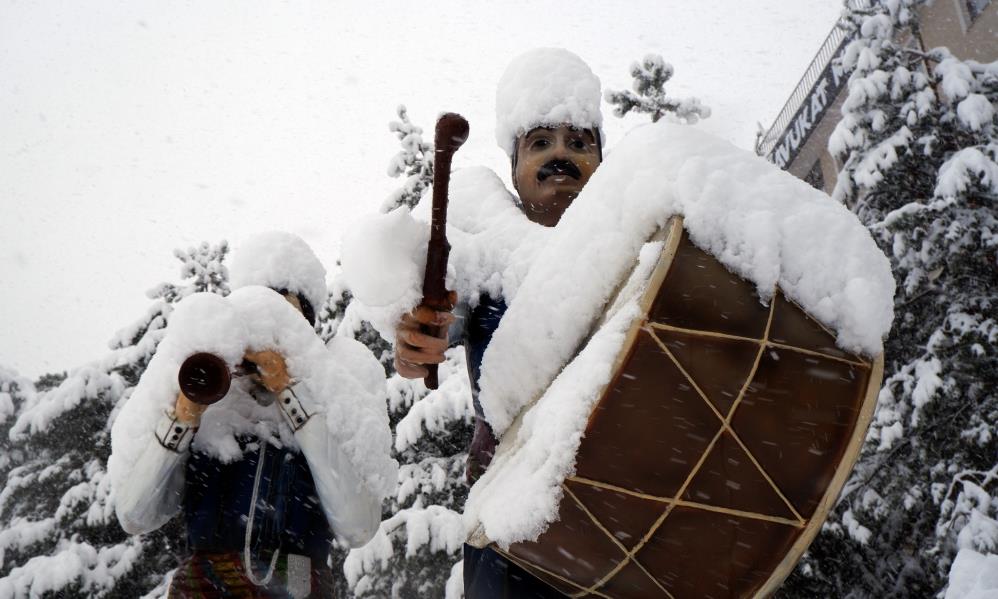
[393,48,604,599]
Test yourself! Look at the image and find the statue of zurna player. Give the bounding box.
[109,231,396,598]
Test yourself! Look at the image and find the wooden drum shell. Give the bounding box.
[496,218,883,599]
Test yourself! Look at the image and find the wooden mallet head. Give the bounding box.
[434,113,470,155]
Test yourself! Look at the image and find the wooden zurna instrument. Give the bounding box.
[483,217,884,598]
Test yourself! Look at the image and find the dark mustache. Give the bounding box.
[536,159,582,182]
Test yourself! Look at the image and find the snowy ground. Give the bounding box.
[0,0,842,377]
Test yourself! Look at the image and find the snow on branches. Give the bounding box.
[604,54,711,124]
[335,348,472,599]
[781,1,998,597]
[382,105,434,213]
[145,241,230,306]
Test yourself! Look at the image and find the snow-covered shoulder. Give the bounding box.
[340,166,548,339]
[467,121,894,547]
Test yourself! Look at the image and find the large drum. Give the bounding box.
[484,217,883,598]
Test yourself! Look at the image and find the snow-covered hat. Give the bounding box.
[229,231,327,322]
[495,48,604,158]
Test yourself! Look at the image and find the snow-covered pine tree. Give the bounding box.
[604,54,711,124]
[0,367,32,475]
[318,275,394,372]
[780,1,998,596]
[0,242,229,598]
[381,104,435,213]
[318,271,473,599]
[341,346,471,598]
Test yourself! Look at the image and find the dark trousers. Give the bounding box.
[464,544,567,599]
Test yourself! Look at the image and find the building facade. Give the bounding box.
[754,0,997,194]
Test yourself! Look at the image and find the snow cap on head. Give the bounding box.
[495,48,603,158]
[228,231,327,317]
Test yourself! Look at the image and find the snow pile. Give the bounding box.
[945,549,998,599]
[495,48,603,157]
[0,517,57,569]
[956,94,995,131]
[937,56,998,132]
[108,288,396,499]
[229,231,328,312]
[341,166,549,339]
[341,207,428,319]
[466,121,895,546]
[444,561,464,599]
[935,147,998,200]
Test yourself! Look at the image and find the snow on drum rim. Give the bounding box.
[471,217,884,598]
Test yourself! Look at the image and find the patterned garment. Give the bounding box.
[168,551,336,599]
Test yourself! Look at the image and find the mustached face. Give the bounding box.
[513,125,600,227]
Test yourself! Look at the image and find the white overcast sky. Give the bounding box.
[0,0,841,377]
